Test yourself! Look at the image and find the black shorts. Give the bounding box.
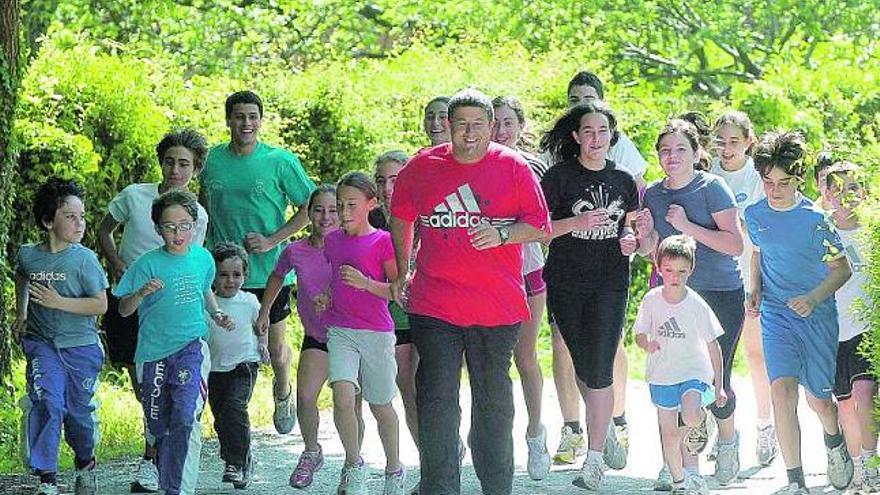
[243,286,293,325]
[301,334,329,353]
[102,290,139,366]
[395,329,413,346]
[546,285,628,389]
[834,333,874,400]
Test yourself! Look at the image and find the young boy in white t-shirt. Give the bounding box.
[634,235,726,495]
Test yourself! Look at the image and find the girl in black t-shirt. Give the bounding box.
[539,101,639,490]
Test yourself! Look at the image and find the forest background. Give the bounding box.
[0,0,879,472]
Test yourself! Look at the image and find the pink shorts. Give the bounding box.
[524,268,547,297]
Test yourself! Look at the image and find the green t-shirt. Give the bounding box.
[202,142,316,288]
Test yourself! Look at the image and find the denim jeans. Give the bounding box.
[410,314,520,495]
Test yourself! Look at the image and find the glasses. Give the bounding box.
[159,222,195,233]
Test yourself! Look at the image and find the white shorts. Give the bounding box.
[327,326,397,405]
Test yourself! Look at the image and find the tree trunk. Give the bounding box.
[0,0,22,381]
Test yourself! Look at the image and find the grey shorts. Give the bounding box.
[327,326,398,405]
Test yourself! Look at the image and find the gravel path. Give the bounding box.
[1,377,845,494]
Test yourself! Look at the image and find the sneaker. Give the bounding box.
[850,456,866,492]
[684,412,710,456]
[684,472,709,495]
[290,446,325,489]
[131,458,159,493]
[383,467,407,495]
[714,431,740,485]
[654,465,673,492]
[554,425,587,465]
[74,461,97,495]
[774,482,809,494]
[670,482,687,495]
[233,454,255,490]
[223,464,244,484]
[705,414,719,462]
[337,458,368,495]
[34,484,59,495]
[827,439,854,490]
[603,422,627,470]
[756,424,779,466]
[572,451,604,490]
[273,382,297,434]
[526,424,552,480]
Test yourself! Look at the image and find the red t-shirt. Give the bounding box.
[391,143,551,327]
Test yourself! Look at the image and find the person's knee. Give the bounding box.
[680,406,702,427]
[297,388,319,410]
[332,383,357,412]
[806,395,835,416]
[837,397,856,416]
[513,347,538,374]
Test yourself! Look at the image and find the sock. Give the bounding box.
[787,466,806,488]
[565,421,583,434]
[613,415,627,427]
[385,466,404,476]
[39,471,57,485]
[824,431,844,449]
[75,457,95,471]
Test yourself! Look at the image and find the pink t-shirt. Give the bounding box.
[391,143,551,327]
[273,239,332,342]
[323,229,395,332]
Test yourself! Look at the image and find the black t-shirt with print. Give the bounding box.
[541,158,639,290]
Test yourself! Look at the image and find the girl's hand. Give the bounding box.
[340,265,370,290]
[665,204,691,232]
[138,278,164,298]
[255,313,270,336]
[619,232,638,256]
[390,277,411,308]
[313,292,331,314]
[745,291,761,318]
[212,310,235,331]
[571,209,609,232]
[468,224,503,250]
[634,209,654,239]
[28,283,63,309]
[715,388,728,408]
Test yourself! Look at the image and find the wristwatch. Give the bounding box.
[497,226,511,245]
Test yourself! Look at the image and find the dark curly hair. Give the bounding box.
[32,177,85,231]
[753,131,807,179]
[211,241,250,275]
[540,101,619,164]
[156,129,209,175]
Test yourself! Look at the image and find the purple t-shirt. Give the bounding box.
[323,229,395,332]
[273,239,332,342]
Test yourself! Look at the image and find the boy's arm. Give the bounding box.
[97,213,126,280]
[204,289,235,330]
[119,278,163,317]
[788,255,852,317]
[28,283,107,316]
[14,271,29,338]
[707,339,727,405]
[246,206,309,253]
[746,249,762,317]
[390,216,415,306]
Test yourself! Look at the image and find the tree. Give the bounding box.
[1,0,22,380]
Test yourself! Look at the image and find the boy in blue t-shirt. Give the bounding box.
[744,132,853,494]
[114,190,233,495]
[15,177,109,495]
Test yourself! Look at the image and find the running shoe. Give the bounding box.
[290,446,325,489]
[273,381,297,434]
[337,458,368,495]
[654,465,673,492]
[572,450,604,490]
[756,424,779,467]
[603,422,627,470]
[34,484,59,495]
[526,424,552,480]
[554,425,587,465]
[131,458,159,493]
[74,460,97,495]
[713,431,740,485]
[383,467,407,495]
[827,439,854,490]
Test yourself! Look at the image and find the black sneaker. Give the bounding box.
[223,463,244,484]
[233,455,254,490]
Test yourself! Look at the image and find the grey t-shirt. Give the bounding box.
[16,243,109,348]
[643,172,742,291]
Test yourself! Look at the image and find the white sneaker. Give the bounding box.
[74,463,97,495]
[775,482,809,494]
[827,440,854,490]
[526,424,552,480]
[654,465,673,491]
[573,451,605,490]
[131,458,159,493]
[603,422,627,470]
[756,424,779,466]
[713,431,740,485]
[684,472,709,495]
[273,382,297,434]
[34,483,59,495]
[337,458,368,495]
[554,425,587,465]
[383,467,407,495]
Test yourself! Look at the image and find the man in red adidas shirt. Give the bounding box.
[391,89,551,495]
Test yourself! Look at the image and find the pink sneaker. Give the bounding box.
[290,446,324,489]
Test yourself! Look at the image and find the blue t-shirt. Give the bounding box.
[16,243,108,348]
[745,196,845,311]
[113,246,215,363]
[644,172,741,291]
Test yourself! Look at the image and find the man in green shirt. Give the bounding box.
[201,91,315,434]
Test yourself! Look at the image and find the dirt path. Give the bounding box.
[1,377,843,494]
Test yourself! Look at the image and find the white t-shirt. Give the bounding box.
[208,291,261,372]
[837,227,870,342]
[633,287,724,386]
[710,157,764,291]
[108,183,208,266]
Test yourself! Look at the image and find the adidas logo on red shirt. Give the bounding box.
[421,184,515,229]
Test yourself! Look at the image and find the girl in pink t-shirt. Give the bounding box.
[315,171,406,494]
[256,185,341,489]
